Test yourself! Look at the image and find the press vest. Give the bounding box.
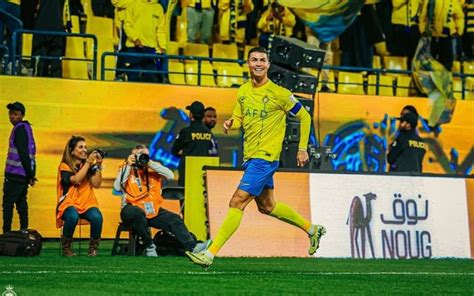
[5,121,36,177]
[123,167,164,219]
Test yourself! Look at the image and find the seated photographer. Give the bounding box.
[56,136,104,257]
[113,145,206,257]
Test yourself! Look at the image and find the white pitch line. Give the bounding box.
[1,270,473,276]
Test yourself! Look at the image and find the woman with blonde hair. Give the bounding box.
[56,136,104,256]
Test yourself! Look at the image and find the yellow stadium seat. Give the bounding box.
[63,36,89,79]
[384,56,407,77]
[367,74,393,96]
[22,33,33,59]
[185,62,216,86]
[216,65,244,87]
[465,77,474,100]
[87,16,114,39]
[315,70,336,92]
[168,61,186,85]
[167,41,180,56]
[85,17,115,80]
[212,43,238,70]
[184,43,209,59]
[70,15,81,34]
[463,61,474,75]
[452,61,461,73]
[373,55,382,69]
[452,77,463,100]
[375,41,389,56]
[176,15,187,48]
[396,75,412,97]
[337,71,364,95]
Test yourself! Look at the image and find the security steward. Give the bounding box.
[387,112,426,173]
[172,101,214,187]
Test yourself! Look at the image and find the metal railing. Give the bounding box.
[11,29,98,79]
[101,51,246,85]
[319,65,473,100]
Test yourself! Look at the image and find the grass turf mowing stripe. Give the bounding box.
[2,270,473,276]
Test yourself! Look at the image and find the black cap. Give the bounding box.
[7,101,25,115]
[186,101,205,117]
[396,112,418,127]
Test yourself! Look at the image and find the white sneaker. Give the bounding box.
[145,243,158,257]
[193,240,212,253]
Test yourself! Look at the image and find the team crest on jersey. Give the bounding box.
[262,96,269,103]
[239,96,245,103]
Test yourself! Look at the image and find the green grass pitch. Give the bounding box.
[0,241,473,295]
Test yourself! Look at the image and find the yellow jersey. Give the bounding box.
[231,79,311,162]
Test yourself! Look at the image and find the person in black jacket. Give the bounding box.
[171,101,214,187]
[3,102,37,233]
[387,112,426,173]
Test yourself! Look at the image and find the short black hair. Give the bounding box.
[247,47,269,61]
[402,105,419,116]
[204,107,216,113]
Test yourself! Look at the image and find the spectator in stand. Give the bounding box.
[257,1,296,48]
[339,4,384,69]
[0,0,20,66]
[32,0,68,77]
[391,0,422,67]
[419,0,464,71]
[112,0,133,81]
[186,0,215,44]
[219,0,254,44]
[245,0,267,45]
[123,0,167,82]
[462,0,473,58]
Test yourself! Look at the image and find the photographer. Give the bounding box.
[56,136,104,257]
[113,145,204,257]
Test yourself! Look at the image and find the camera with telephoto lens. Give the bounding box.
[134,153,150,167]
[94,149,107,158]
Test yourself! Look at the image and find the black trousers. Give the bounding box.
[431,36,454,71]
[120,204,196,251]
[32,35,65,77]
[391,25,420,67]
[2,177,29,233]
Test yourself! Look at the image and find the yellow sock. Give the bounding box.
[269,202,312,233]
[208,207,243,255]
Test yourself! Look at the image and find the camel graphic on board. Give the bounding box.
[347,192,377,258]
